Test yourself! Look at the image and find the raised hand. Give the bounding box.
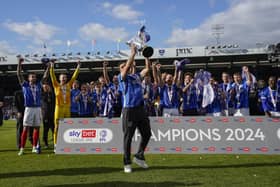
[103,61,108,67]
[156,63,161,71]
[50,61,55,68]
[18,56,24,64]
[242,66,249,73]
[130,44,137,56]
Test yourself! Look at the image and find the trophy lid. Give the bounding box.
[142,46,154,58]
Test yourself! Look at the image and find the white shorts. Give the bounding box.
[233,108,249,116]
[163,108,179,117]
[270,111,280,117]
[23,107,42,127]
[206,112,221,117]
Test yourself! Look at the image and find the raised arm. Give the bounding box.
[131,61,136,75]
[69,61,81,85]
[152,62,158,85]
[120,44,137,80]
[17,57,25,85]
[182,79,194,93]
[177,69,183,87]
[140,57,151,78]
[103,61,110,85]
[41,63,50,84]
[242,66,252,86]
[156,64,164,88]
[50,61,59,87]
[173,65,179,86]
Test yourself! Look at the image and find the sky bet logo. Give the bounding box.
[68,130,96,138]
[64,128,113,143]
[81,130,96,138]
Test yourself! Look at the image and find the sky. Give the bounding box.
[0,0,279,55]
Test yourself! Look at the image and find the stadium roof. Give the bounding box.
[0,44,279,76]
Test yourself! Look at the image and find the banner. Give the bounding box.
[56,116,280,154]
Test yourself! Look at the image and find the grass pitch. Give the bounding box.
[0,120,279,187]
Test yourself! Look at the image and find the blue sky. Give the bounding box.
[0,0,279,55]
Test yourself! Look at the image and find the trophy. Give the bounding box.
[126,25,154,57]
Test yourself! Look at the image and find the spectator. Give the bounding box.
[93,76,109,117]
[180,72,199,116]
[70,80,80,117]
[219,72,234,116]
[41,82,55,148]
[76,83,92,117]
[89,81,95,94]
[156,63,180,117]
[206,78,222,116]
[0,88,3,126]
[231,71,252,116]
[142,75,156,116]
[255,80,266,115]
[103,62,122,117]
[92,82,102,117]
[260,76,280,117]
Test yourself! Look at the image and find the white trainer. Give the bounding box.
[18,148,24,156]
[124,165,132,173]
[32,147,37,153]
[133,157,149,168]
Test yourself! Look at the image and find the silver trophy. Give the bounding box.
[126,25,154,57]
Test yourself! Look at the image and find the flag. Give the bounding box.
[174,58,191,71]
[103,88,115,118]
[202,84,214,108]
[92,39,96,46]
[67,40,71,47]
[194,70,214,108]
[43,43,47,49]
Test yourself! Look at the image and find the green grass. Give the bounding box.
[0,120,280,187]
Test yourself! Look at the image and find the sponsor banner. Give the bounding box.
[56,116,280,154]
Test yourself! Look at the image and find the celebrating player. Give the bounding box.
[50,60,81,152]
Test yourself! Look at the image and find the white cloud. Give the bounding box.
[101,2,142,21]
[166,0,280,47]
[112,4,142,20]
[0,41,16,54]
[3,20,60,45]
[102,2,112,9]
[79,23,129,42]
